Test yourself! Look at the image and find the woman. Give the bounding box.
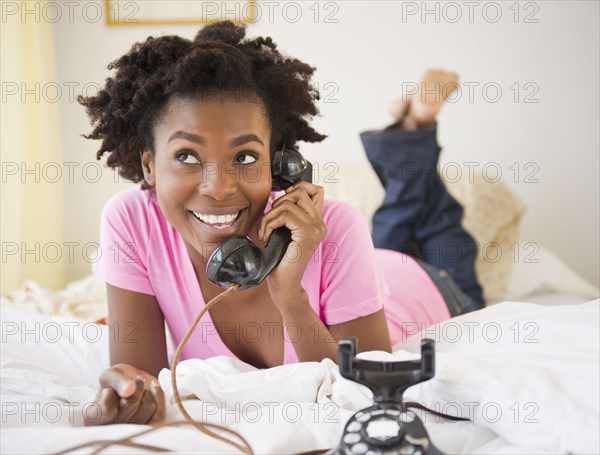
[80,21,482,425]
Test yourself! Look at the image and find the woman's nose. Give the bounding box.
[199,163,237,200]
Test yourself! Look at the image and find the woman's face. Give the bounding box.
[141,95,272,262]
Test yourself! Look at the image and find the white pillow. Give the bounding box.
[503,241,600,302]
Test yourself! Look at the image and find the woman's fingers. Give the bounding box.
[260,200,312,241]
[280,182,325,213]
[84,388,119,426]
[91,365,165,425]
[149,381,167,423]
[121,389,157,424]
[265,182,325,237]
[117,378,146,423]
[99,364,138,398]
[260,201,326,250]
[272,189,317,216]
[289,181,325,203]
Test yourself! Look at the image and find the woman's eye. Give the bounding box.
[175,151,200,164]
[235,153,258,165]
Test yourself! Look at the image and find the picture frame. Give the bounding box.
[105,0,256,26]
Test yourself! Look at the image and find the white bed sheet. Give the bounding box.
[2,298,598,454]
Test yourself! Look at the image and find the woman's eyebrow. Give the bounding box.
[168,131,205,144]
[166,132,264,148]
[229,134,264,148]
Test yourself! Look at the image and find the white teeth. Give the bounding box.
[192,211,239,227]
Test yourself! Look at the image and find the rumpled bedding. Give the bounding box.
[2,299,598,454]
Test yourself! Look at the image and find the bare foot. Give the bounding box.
[389,69,459,130]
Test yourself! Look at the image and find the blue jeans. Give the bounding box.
[360,125,485,316]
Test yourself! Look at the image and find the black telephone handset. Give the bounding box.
[206,146,313,290]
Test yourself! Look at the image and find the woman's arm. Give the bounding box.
[328,308,392,353]
[277,288,392,363]
[259,182,393,362]
[84,284,168,426]
[106,283,169,377]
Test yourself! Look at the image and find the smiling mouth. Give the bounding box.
[189,210,243,230]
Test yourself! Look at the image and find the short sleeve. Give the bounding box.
[318,201,390,325]
[92,190,154,295]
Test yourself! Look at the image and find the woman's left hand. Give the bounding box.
[258,181,327,303]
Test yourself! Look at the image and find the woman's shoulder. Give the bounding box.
[322,198,367,226]
[102,186,156,217]
[321,198,370,242]
[99,187,160,238]
[103,185,154,205]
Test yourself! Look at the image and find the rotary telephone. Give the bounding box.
[328,338,445,455]
[206,146,313,290]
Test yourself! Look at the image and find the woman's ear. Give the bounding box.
[141,149,156,186]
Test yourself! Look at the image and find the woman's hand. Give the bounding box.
[84,363,166,426]
[258,181,326,303]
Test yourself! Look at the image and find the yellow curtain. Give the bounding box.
[1,1,64,294]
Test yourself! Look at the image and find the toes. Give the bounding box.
[389,97,411,121]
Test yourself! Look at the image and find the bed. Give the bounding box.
[2,165,599,454]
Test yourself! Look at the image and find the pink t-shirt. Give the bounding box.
[93,187,449,363]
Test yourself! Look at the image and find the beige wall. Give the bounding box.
[35,1,599,287]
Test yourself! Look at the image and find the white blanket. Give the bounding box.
[1,299,598,454]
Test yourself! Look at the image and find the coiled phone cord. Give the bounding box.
[54,283,254,455]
